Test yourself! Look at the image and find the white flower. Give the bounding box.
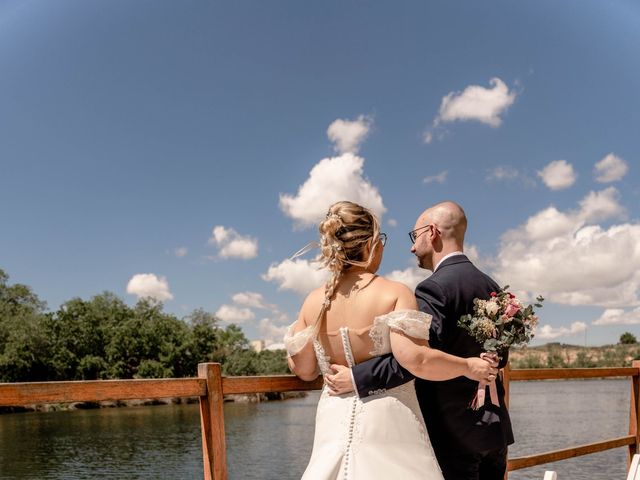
[474,318,497,338]
[485,300,500,317]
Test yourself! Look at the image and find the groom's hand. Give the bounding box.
[325,364,355,395]
[464,357,498,383]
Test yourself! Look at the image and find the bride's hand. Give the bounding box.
[325,364,355,396]
[464,357,498,383]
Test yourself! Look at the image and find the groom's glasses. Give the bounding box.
[408,224,440,244]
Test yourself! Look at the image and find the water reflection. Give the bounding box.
[508,379,628,479]
[0,379,631,479]
[0,405,203,479]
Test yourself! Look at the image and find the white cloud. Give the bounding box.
[386,266,427,291]
[423,171,448,184]
[594,153,628,183]
[464,244,496,272]
[174,247,188,258]
[578,186,625,223]
[208,226,258,259]
[536,322,587,340]
[262,259,330,295]
[486,166,519,181]
[422,130,448,144]
[537,160,576,190]
[387,218,398,228]
[485,166,536,188]
[492,187,639,308]
[126,273,174,302]
[279,153,386,229]
[434,77,517,128]
[231,291,271,309]
[592,308,640,326]
[215,305,255,323]
[327,115,373,154]
[259,318,290,346]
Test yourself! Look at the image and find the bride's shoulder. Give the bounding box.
[300,286,326,314]
[374,276,417,309]
[375,276,414,295]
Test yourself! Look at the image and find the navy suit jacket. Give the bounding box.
[351,255,514,454]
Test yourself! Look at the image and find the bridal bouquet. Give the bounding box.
[458,286,544,410]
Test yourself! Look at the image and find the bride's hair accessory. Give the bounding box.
[290,242,320,260]
[325,212,342,222]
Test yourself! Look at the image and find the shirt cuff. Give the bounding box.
[349,368,359,398]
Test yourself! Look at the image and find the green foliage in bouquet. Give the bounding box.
[458,286,544,356]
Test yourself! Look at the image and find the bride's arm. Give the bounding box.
[389,292,497,382]
[285,297,320,382]
[287,336,318,381]
[390,332,495,381]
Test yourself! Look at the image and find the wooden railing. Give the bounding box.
[0,361,638,479]
[504,361,640,476]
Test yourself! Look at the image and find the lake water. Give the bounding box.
[0,379,631,479]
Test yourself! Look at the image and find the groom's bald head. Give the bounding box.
[419,201,467,247]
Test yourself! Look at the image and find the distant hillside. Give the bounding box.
[508,342,640,369]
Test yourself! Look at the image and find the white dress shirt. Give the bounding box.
[434,251,465,272]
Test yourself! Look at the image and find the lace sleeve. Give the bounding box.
[369,310,432,356]
[283,322,314,357]
[386,310,432,341]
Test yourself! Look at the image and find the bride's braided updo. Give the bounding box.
[312,201,381,335]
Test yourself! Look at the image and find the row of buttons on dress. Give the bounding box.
[343,397,358,479]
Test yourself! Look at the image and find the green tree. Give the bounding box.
[620,332,638,345]
[46,292,131,380]
[0,269,52,381]
[106,299,191,379]
[183,308,221,370]
[0,313,54,382]
[255,349,289,374]
[0,267,290,382]
[0,268,46,349]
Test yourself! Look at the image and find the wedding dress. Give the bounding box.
[284,310,444,480]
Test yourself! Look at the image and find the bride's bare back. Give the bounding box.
[300,272,418,366]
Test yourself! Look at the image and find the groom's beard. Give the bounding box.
[415,252,435,271]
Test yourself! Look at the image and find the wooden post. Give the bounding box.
[503,362,511,480]
[199,363,228,480]
[630,360,640,467]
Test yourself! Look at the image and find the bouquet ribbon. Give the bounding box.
[470,353,500,410]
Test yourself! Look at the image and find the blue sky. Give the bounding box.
[1,0,639,346]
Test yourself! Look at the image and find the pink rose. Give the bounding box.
[504,303,520,318]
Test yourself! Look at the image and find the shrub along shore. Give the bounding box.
[509,342,640,369]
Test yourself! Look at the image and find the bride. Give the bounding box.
[284,201,496,479]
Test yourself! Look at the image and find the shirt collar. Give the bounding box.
[434,251,465,271]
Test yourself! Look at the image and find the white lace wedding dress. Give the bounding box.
[284,310,444,480]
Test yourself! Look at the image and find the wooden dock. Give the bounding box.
[1,361,638,479]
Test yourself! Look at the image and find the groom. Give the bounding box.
[327,201,514,480]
